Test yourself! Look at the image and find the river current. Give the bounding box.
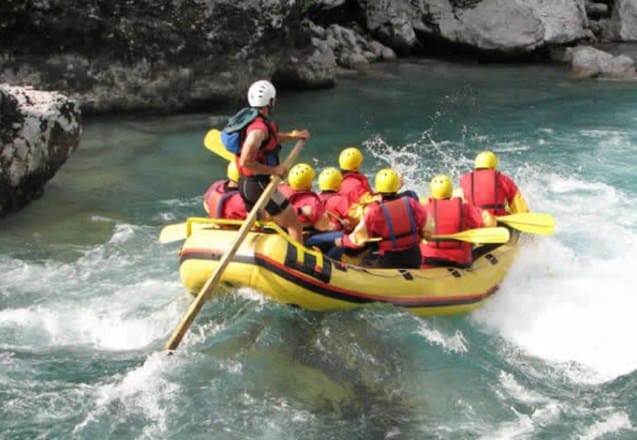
[1,59,636,439]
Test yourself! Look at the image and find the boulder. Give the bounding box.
[306,22,396,73]
[609,0,637,41]
[571,45,636,78]
[359,0,591,55]
[0,85,81,217]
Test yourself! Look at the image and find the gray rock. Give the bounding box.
[605,54,637,77]
[0,1,334,115]
[526,0,591,44]
[338,52,370,71]
[571,45,636,78]
[0,85,81,217]
[359,0,591,54]
[320,24,395,69]
[313,0,348,7]
[550,46,575,62]
[609,0,637,41]
[445,0,544,52]
[361,0,418,53]
[276,44,337,88]
[0,0,612,114]
[586,2,609,16]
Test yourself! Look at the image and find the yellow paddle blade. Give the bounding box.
[497,212,555,236]
[348,192,380,223]
[432,227,510,244]
[203,129,235,162]
[159,223,189,244]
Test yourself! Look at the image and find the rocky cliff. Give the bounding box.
[0,85,81,217]
[2,0,636,115]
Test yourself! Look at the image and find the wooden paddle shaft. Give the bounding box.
[163,139,305,350]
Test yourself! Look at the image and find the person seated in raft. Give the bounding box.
[202,161,247,221]
[420,174,496,269]
[457,150,529,216]
[278,163,334,234]
[337,146,373,206]
[317,167,353,233]
[335,168,428,269]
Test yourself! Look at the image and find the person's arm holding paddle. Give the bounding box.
[278,129,310,144]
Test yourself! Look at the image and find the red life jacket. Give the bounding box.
[278,182,294,198]
[203,180,240,219]
[460,169,507,216]
[288,190,323,227]
[374,198,420,252]
[426,198,464,249]
[319,191,349,231]
[236,115,281,177]
[318,191,335,204]
[339,172,371,205]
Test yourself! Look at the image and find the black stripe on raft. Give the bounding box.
[179,251,499,308]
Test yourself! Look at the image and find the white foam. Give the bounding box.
[0,223,188,351]
[480,373,563,440]
[362,131,637,382]
[0,280,184,350]
[415,321,468,354]
[579,411,633,439]
[474,170,637,383]
[497,371,550,405]
[479,409,535,440]
[73,353,177,436]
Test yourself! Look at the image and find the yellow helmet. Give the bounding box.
[318,167,343,192]
[474,151,498,169]
[375,168,401,194]
[288,163,315,191]
[339,147,363,171]
[227,161,240,183]
[430,174,453,199]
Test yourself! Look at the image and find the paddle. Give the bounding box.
[159,129,237,244]
[159,221,209,244]
[158,218,236,244]
[325,210,352,230]
[364,227,510,244]
[163,139,306,351]
[496,212,555,236]
[429,226,510,244]
[203,129,235,162]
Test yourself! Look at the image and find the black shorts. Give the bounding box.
[238,175,290,216]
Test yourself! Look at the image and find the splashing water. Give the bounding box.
[2,60,637,438]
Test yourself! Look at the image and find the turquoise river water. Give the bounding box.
[1,59,637,439]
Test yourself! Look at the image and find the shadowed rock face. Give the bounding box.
[1,0,634,117]
[0,0,599,116]
[0,85,81,217]
[0,0,327,115]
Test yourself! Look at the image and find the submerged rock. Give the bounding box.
[0,85,81,217]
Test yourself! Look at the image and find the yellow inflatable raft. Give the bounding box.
[176,218,521,317]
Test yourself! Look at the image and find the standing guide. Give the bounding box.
[235,80,311,243]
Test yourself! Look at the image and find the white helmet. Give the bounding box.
[247,80,276,108]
